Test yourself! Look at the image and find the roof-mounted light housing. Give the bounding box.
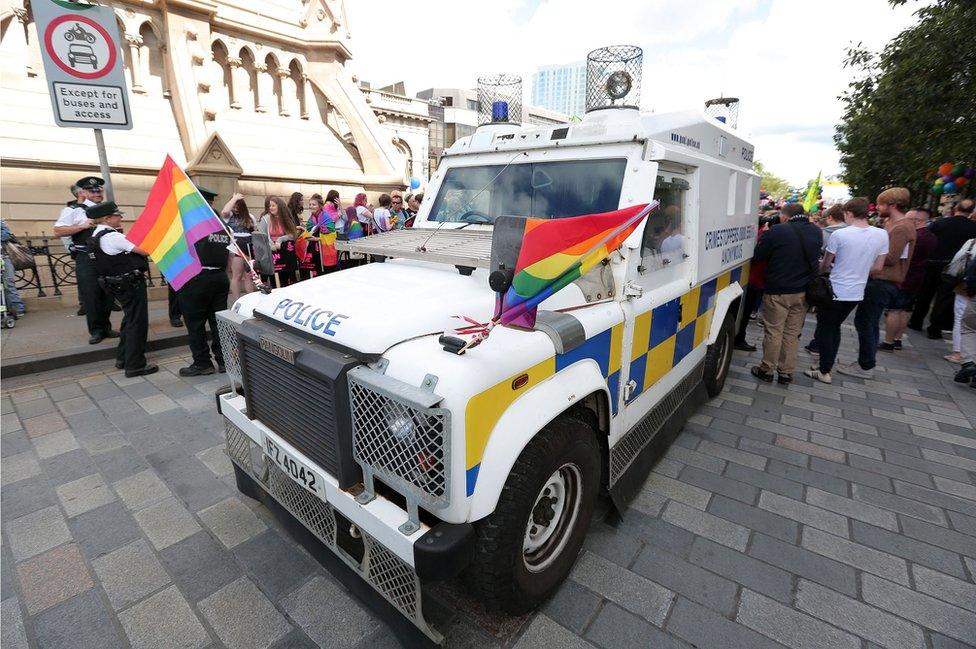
[585,45,642,112]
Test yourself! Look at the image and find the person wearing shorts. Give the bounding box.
[880,208,936,352]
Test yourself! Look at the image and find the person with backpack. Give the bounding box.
[750,203,822,385]
[804,198,888,384]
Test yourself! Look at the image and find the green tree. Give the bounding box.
[753,160,789,198]
[835,0,976,200]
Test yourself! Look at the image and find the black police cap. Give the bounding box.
[86,201,122,219]
[76,176,105,191]
[195,185,218,201]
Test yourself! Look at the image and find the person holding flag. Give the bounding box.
[86,202,157,377]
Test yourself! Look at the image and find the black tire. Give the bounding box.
[464,415,600,613]
[704,310,734,397]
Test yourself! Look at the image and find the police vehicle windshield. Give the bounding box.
[427,158,626,224]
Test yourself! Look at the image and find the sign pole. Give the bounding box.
[93,128,114,201]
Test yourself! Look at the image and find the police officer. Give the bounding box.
[177,185,230,376]
[53,177,117,343]
[87,202,158,377]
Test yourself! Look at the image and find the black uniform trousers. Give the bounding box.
[177,269,229,369]
[168,285,182,322]
[104,275,149,371]
[908,261,949,331]
[76,252,113,336]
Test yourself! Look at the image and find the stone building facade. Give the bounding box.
[0,0,407,236]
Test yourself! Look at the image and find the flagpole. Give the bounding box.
[211,214,272,295]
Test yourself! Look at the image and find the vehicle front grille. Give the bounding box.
[240,339,341,477]
[216,310,247,389]
[348,369,451,511]
[236,318,361,488]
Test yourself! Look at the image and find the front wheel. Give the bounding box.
[464,415,600,613]
[704,310,734,397]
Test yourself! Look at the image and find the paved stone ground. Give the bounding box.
[2,316,975,649]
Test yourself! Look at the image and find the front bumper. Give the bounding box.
[217,391,473,642]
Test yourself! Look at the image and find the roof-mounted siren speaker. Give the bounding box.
[585,45,642,112]
[705,96,740,129]
[477,74,522,125]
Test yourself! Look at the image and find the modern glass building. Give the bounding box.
[531,61,586,119]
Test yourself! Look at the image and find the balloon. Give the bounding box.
[965,167,976,180]
[941,174,954,183]
[409,176,421,190]
[956,176,968,188]
[952,163,965,177]
[932,184,944,195]
[938,162,954,176]
[944,182,957,193]
[935,178,944,186]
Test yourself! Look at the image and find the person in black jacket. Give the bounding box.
[750,203,822,385]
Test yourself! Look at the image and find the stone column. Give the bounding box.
[228,57,246,109]
[301,74,312,119]
[277,69,297,117]
[255,64,272,113]
[125,35,145,94]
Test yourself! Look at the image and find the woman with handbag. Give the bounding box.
[943,237,975,363]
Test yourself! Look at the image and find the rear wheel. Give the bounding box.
[704,311,734,397]
[464,415,600,613]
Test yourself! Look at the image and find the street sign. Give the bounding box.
[32,0,131,130]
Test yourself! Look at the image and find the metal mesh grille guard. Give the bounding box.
[349,371,451,514]
[223,421,441,643]
[610,361,704,484]
[216,310,247,390]
[336,229,493,269]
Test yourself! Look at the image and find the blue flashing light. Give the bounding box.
[717,116,727,123]
[491,101,509,122]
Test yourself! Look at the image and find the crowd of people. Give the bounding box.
[738,190,976,391]
[48,176,422,378]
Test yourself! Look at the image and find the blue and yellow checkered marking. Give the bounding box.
[463,263,748,495]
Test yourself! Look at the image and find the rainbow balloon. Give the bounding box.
[127,156,224,290]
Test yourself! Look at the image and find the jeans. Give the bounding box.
[960,298,976,363]
[908,261,945,329]
[2,253,25,314]
[816,300,860,373]
[853,279,899,370]
[759,292,808,375]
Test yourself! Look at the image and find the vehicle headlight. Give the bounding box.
[387,414,418,444]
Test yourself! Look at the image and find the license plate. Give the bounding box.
[264,437,322,497]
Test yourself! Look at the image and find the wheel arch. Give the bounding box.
[707,282,744,344]
[467,360,611,521]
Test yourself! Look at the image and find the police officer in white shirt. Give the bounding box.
[87,202,157,377]
[53,177,117,344]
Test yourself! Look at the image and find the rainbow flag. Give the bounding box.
[127,156,224,290]
[491,203,655,328]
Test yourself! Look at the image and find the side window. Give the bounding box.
[641,176,689,272]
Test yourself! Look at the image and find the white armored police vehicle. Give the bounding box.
[216,46,757,642]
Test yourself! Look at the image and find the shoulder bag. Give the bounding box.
[788,223,833,307]
[942,238,975,285]
[3,240,35,271]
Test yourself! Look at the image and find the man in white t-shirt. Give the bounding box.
[804,197,888,384]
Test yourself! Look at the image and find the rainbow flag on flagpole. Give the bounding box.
[492,202,656,328]
[127,156,224,290]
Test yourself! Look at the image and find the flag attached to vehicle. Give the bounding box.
[490,203,656,328]
[127,156,224,290]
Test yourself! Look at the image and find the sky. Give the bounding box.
[344,0,925,187]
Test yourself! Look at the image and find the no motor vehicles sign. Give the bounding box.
[33,0,131,130]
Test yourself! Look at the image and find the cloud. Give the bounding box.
[345,0,924,185]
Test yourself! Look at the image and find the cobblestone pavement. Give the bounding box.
[2,317,975,649]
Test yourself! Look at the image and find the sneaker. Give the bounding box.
[893,339,902,350]
[804,345,820,357]
[734,341,757,352]
[927,330,943,340]
[878,341,896,352]
[179,365,216,377]
[777,373,793,385]
[748,312,758,320]
[944,352,963,364]
[804,368,832,384]
[170,318,184,328]
[836,362,873,379]
[954,362,976,384]
[751,366,774,382]
[217,363,226,374]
